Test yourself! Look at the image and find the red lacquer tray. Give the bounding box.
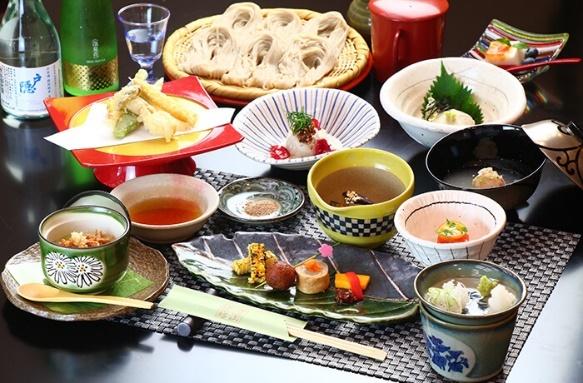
[45,76,243,187]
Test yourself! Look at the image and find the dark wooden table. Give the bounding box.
[1,1,582,382]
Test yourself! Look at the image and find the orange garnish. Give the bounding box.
[436,219,470,243]
[304,259,322,272]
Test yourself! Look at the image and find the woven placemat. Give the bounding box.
[110,169,580,383]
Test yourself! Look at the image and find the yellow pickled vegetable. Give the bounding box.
[334,273,370,290]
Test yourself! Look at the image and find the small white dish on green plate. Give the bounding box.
[218,178,304,224]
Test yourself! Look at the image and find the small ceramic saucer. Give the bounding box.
[218,177,304,224]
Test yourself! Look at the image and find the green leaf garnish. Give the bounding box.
[511,41,528,50]
[421,62,484,124]
[495,37,512,46]
[287,111,313,135]
[493,38,527,50]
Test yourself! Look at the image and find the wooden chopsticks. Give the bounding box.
[287,323,387,361]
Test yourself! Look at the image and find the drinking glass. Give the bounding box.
[117,3,170,83]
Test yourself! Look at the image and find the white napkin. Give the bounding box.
[45,103,235,150]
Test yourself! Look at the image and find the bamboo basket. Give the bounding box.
[163,9,370,104]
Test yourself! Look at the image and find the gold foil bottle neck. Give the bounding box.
[63,58,119,92]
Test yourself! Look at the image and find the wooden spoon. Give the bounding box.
[504,57,582,73]
[17,283,154,309]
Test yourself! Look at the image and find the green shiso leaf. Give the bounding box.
[511,41,528,50]
[495,37,512,46]
[287,111,313,135]
[421,62,484,124]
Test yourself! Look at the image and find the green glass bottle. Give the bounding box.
[60,0,119,95]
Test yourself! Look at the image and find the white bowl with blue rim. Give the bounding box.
[233,88,381,170]
[394,190,506,266]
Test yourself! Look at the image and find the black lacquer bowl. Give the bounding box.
[426,125,546,209]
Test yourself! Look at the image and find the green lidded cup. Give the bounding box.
[38,191,131,294]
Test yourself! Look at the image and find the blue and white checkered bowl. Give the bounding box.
[233,88,380,170]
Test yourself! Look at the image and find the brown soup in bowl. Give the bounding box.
[316,166,405,207]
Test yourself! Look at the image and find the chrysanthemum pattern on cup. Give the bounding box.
[45,252,75,285]
[71,256,104,288]
[44,252,104,288]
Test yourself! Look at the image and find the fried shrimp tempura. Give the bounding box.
[132,77,197,126]
[125,96,190,142]
[107,69,198,141]
[141,110,190,142]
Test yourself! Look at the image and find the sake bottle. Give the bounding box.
[60,0,119,96]
[0,0,64,119]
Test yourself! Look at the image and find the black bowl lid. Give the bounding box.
[64,191,130,221]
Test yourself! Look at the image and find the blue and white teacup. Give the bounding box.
[414,260,527,382]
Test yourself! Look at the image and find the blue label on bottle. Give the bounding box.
[0,60,63,114]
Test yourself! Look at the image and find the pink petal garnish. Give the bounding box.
[318,244,334,258]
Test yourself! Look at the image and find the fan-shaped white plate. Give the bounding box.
[233,88,380,170]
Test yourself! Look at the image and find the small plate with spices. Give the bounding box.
[218,178,304,224]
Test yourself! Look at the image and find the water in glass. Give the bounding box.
[118,3,170,83]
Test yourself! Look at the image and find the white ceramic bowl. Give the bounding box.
[380,57,527,147]
[394,190,506,266]
[110,174,219,243]
[233,88,380,170]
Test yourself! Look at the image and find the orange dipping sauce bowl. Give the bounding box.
[111,173,219,243]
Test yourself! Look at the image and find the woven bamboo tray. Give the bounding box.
[163,8,371,105]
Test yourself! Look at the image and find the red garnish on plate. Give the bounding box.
[345,272,364,301]
[269,145,290,159]
[311,117,320,130]
[314,139,332,155]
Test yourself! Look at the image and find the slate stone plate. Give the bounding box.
[173,232,420,323]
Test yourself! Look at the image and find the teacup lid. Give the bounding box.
[369,0,449,22]
[522,120,583,189]
[64,190,130,220]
